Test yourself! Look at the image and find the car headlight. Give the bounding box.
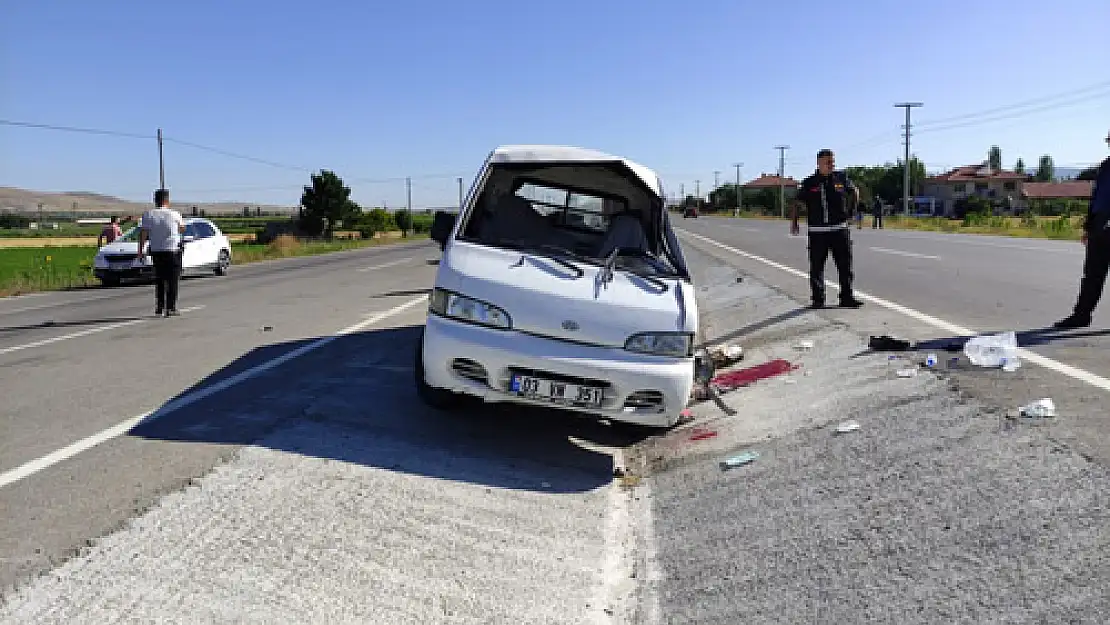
[429,288,511,329]
[625,332,693,357]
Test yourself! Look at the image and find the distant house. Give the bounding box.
[1021,180,1093,202]
[923,163,1027,215]
[743,173,799,191]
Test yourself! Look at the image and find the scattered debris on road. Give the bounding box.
[719,450,760,471]
[261,325,273,332]
[924,353,938,368]
[896,368,919,378]
[835,420,861,434]
[707,343,744,367]
[1018,398,1057,419]
[964,330,1021,371]
[794,339,814,351]
[869,335,912,351]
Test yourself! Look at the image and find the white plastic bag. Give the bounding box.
[964,331,1020,369]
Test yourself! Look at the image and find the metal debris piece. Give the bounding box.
[835,420,861,434]
[719,451,760,471]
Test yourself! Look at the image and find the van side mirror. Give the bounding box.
[430,211,456,250]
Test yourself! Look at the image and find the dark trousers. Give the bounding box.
[872,210,883,228]
[151,250,182,312]
[808,229,854,304]
[1074,230,1110,317]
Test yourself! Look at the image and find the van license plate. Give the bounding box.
[511,375,604,407]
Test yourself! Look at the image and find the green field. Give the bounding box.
[0,233,428,297]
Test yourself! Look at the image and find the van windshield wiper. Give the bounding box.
[599,247,669,291]
[498,240,585,278]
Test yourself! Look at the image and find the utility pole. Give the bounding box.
[894,102,923,216]
[712,170,721,211]
[733,163,744,214]
[157,128,165,189]
[694,180,701,210]
[406,176,412,213]
[457,177,463,211]
[774,145,790,217]
[680,183,684,201]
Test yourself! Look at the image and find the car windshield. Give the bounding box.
[460,171,678,277]
[117,226,141,242]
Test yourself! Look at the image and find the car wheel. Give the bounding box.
[100,276,120,287]
[414,328,464,410]
[214,249,230,276]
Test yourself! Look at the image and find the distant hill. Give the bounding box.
[0,186,296,218]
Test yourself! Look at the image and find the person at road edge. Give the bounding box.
[1055,130,1110,329]
[791,148,865,309]
[136,188,186,317]
[97,216,122,246]
[872,195,884,229]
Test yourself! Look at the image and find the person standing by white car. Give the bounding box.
[136,188,186,317]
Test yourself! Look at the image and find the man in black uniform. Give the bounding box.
[1054,129,1110,329]
[791,148,864,309]
[872,195,884,228]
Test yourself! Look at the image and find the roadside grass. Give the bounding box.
[696,211,1086,241]
[0,233,429,297]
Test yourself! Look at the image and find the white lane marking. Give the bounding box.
[0,305,206,356]
[0,319,145,356]
[870,247,941,260]
[0,292,128,316]
[678,229,1110,393]
[0,295,428,490]
[356,257,413,273]
[0,292,50,302]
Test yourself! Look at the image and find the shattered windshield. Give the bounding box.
[460,175,678,277]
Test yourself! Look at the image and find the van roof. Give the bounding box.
[488,145,663,197]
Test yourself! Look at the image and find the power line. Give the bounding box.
[0,119,153,140]
[161,136,312,172]
[915,90,1110,135]
[915,80,1110,128]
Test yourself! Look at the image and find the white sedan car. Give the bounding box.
[93,217,233,286]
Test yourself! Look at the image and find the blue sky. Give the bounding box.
[2,0,1108,208]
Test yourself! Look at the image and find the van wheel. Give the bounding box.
[415,329,463,410]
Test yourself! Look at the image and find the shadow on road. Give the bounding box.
[912,326,1110,352]
[0,317,145,333]
[698,306,808,350]
[370,288,432,298]
[128,324,649,494]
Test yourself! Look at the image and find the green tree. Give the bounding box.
[357,207,394,239]
[394,208,413,236]
[1014,157,1026,175]
[1077,166,1099,181]
[1034,155,1055,182]
[707,183,742,210]
[844,157,926,206]
[299,170,361,236]
[988,146,1002,171]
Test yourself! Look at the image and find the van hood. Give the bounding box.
[439,242,696,349]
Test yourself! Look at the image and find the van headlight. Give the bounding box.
[625,332,693,357]
[429,288,511,329]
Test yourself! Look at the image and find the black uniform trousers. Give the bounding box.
[151,250,182,312]
[872,208,883,228]
[808,228,854,305]
[1074,229,1110,317]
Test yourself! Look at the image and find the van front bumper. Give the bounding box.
[421,314,694,428]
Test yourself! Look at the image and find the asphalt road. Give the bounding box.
[3,223,1109,623]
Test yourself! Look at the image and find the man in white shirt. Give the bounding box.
[136,188,186,317]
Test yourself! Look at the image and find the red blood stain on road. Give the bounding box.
[689,427,718,441]
[711,358,798,391]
